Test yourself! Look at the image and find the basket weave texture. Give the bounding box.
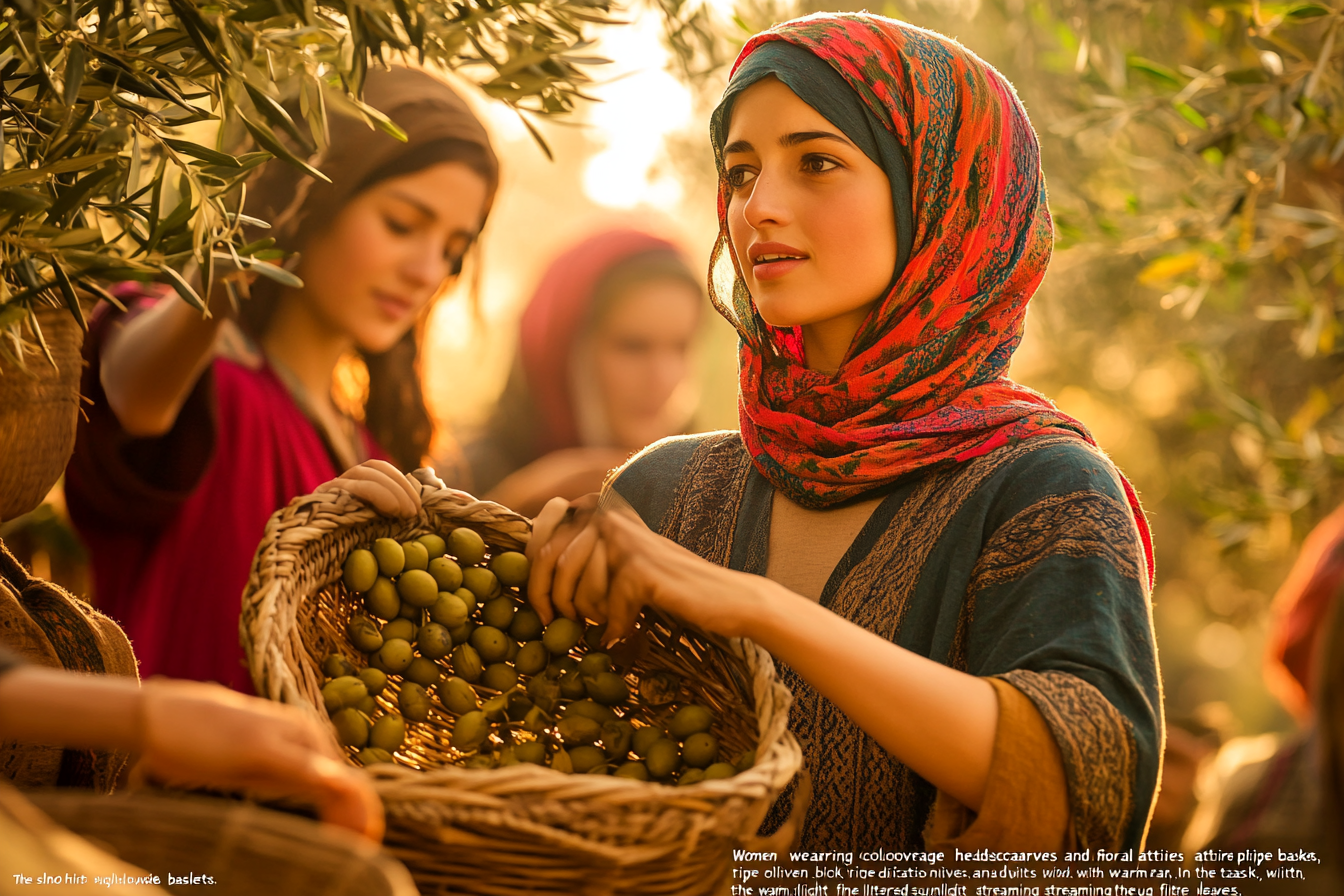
[241,477,802,896]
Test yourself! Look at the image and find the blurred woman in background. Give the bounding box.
[444,229,703,518]
[65,67,498,692]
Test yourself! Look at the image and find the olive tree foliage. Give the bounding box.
[0,0,615,368]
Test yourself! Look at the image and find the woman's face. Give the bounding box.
[292,162,490,354]
[590,277,701,451]
[723,77,897,363]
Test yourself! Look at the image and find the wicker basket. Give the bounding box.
[241,477,803,895]
[23,788,418,896]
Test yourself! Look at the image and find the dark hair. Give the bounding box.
[238,138,496,471]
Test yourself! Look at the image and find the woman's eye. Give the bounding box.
[725,166,757,190]
[802,155,839,175]
[384,215,413,235]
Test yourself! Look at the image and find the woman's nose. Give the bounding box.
[401,239,449,287]
[742,168,789,230]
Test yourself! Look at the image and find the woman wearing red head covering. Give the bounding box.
[444,229,703,518]
[526,14,1161,852]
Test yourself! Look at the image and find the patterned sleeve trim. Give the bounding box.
[924,678,1072,850]
[1001,668,1138,850]
[969,490,1144,593]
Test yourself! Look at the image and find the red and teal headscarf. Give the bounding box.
[710,13,1154,585]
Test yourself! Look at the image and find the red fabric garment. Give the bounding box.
[519,229,683,455]
[65,291,385,692]
[711,14,1153,585]
[1265,502,1344,720]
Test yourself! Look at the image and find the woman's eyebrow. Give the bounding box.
[781,130,851,147]
[385,189,437,219]
[724,139,753,155]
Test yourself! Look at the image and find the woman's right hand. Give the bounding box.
[317,459,422,518]
[525,493,603,625]
[135,678,384,841]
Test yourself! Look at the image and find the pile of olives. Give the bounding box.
[321,528,754,783]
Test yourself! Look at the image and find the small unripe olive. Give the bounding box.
[377,639,414,674]
[331,708,369,748]
[703,762,737,780]
[417,533,447,559]
[614,761,649,781]
[542,617,585,656]
[470,626,510,664]
[515,641,549,676]
[481,595,516,630]
[509,608,544,642]
[451,710,490,752]
[372,538,405,577]
[405,656,444,689]
[342,549,379,593]
[397,569,439,608]
[369,714,406,752]
[322,653,356,679]
[480,662,518,693]
[400,540,429,572]
[428,556,463,592]
[428,591,469,628]
[399,682,432,722]
[450,643,484,682]
[489,551,530,588]
[347,615,384,653]
[437,677,479,715]
[357,667,388,696]
[364,577,400,620]
[447,528,487,566]
[462,567,500,601]
[667,704,714,740]
[417,623,453,660]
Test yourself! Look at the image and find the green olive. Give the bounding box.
[514,641,549,676]
[584,621,608,651]
[644,738,682,779]
[417,533,447,559]
[682,732,718,769]
[354,695,378,716]
[504,638,520,663]
[614,761,649,781]
[541,617,585,656]
[470,626,511,664]
[559,669,587,700]
[667,704,714,740]
[437,676,479,715]
[480,662,518,693]
[509,608,544,642]
[558,715,602,745]
[601,720,635,760]
[397,569,439,608]
[322,676,368,713]
[735,749,757,772]
[521,705,551,733]
[357,747,394,766]
[447,528,487,565]
[450,643,484,682]
[481,595,516,630]
[381,617,417,643]
[551,749,575,774]
[464,753,498,769]
[428,591,469,628]
[462,567,500,601]
[428,557,463,592]
[564,699,618,724]
[514,741,548,765]
[399,682,432,722]
[546,656,579,679]
[346,615,384,654]
[489,551,530,588]
[577,653,612,677]
[525,675,561,714]
[377,638,414,674]
[405,656,444,688]
[416,623,453,659]
[448,622,476,650]
[369,714,406,752]
[631,726,665,758]
[401,540,429,572]
[395,602,424,623]
[506,691,534,722]
[481,693,509,722]
[702,762,737,780]
[322,653,357,679]
[357,667,388,696]
[568,745,607,774]
[331,707,369,748]
[677,768,706,787]
[453,587,478,616]
[364,576,400,620]
[585,672,630,707]
[342,549,379,593]
[368,650,391,674]
[372,538,405,577]
[451,710,490,752]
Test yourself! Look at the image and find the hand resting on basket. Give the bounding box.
[0,666,385,841]
[316,459,426,518]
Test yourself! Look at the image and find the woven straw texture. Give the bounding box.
[26,788,419,896]
[242,476,802,895]
[0,303,83,523]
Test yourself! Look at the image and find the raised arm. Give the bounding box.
[99,293,225,438]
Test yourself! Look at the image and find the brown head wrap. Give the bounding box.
[243,65,499,261]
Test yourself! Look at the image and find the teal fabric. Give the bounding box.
[611,433,1161,850]
[710,40,915,279]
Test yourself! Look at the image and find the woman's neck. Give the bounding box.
[802,301,875,376]
[260,293,352,417]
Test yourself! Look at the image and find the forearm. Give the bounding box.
[0,666,143,751]
[101,295,223,438]
[743,576,998,811]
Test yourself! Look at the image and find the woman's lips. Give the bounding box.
[374,291,415,319]
[752,258,806,281]
[749,241,808,282]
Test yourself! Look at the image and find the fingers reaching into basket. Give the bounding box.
[525,493,601,625]
[133,678,385,841]
[318,459,422,518]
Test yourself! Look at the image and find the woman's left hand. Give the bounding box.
[317,459,422,518]
[543,505,760,645]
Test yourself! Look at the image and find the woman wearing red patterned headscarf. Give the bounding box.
[443,229,703,518]
[526,13,1161,851]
